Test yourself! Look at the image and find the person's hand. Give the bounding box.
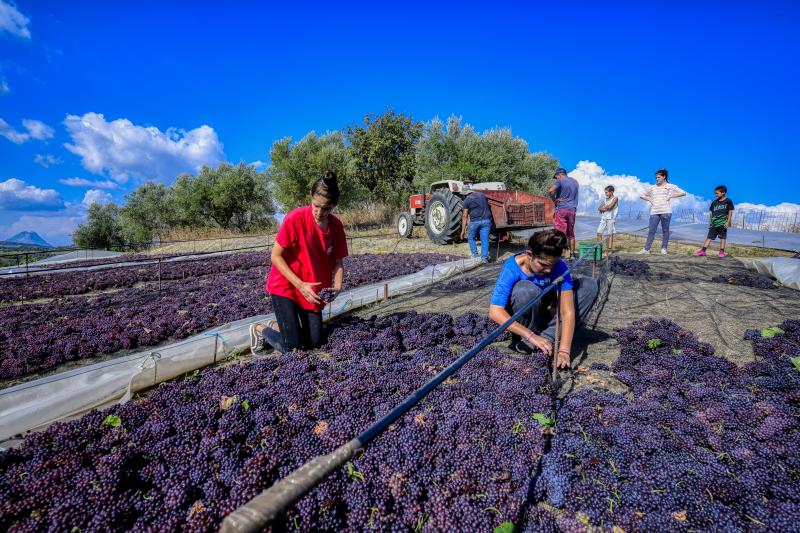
[297,281,322,305]
[522,331,552,356]
[724,222,730,229]
[460,231,466,241]
[555,349,571,369]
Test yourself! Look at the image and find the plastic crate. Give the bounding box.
[506,203,545,225]
[579,242,603,260]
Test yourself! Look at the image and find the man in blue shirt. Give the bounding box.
[488,229,598,367]
[460,190,493,262]
[548,168,580,258]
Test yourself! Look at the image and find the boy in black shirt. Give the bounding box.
[694,185,735,257]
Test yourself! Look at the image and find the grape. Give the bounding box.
[0,311,548,532]
[711,271,775,289]
[0,253,454,380]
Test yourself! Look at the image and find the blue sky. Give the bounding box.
[1,0,798,244]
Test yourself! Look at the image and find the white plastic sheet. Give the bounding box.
[740,256,800,290]
[0,257,480,443]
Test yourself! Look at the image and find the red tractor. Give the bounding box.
[397,180,555,244]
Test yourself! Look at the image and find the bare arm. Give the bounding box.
[548,183,559,200]
[725,209,734,228]
[332,259,344,291]
[460,208,469,240]
[670,187,687,199]
[488,304,552,356]
[556,288,575,369]
[271,243,322,305]
[607,197,619,210]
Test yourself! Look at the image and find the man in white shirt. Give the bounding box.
[638,168,686,254]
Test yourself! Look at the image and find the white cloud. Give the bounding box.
[63,112,225,183]
[59,177,118,189]
[34,153,63,168]
[0,117,55,144]
[568,161,800,231]
[0,178,64,211]
[0,1,30,39]
[22,118,54,140]
[82,189,113,208]
[0,78,8,95]
[249,160,267,170]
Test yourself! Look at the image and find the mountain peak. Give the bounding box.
[4,231,51,247]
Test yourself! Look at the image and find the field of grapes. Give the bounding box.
[0,252,454,382]
[1,253,798,532]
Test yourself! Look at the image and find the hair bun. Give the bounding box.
[323,169,338,183]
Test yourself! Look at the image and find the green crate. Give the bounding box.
[579,242,603,260]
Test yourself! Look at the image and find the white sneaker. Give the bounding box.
[637,249,650,255]
[660,249,668,255]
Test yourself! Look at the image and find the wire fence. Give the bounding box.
[0,231,398,278]
[612,208,800,233]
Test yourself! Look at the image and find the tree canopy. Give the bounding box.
[72,111,559,247]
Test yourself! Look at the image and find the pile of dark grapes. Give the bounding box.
[0,311,547,532]
[317,288,337,303]
[441,277,487,291]
[532,317,800,531]
[610,258,651,278]
[711,271,776,289]
[0,252,269,302]
[4,299,798,531]
[0,253,453,380]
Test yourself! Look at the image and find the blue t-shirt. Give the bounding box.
[463,192,492,221]
[490,254,573,307]
[553,176,579,212]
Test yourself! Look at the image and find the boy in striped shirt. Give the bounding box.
[695,185,735,257]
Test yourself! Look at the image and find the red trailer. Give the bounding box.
[397,180,554,245]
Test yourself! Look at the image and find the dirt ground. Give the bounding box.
[354,249,800,398]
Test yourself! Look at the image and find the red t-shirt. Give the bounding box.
[266,206,349,311]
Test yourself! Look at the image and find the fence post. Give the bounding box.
[158,258,162,294]
[552,284,562,386]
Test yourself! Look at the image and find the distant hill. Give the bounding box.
[1,231,51,248]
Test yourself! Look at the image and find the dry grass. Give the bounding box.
[335,202,397,230]
[148,217,794,259]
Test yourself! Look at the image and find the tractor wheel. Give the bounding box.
[397,212,414,238]
[425,190,463,245]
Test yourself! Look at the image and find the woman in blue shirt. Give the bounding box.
[488,229,599,369]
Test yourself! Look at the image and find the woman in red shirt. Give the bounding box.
[249,170,348,353]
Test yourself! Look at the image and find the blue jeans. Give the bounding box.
[505,277,599,344]
[262,294,324,353]
[644,213,672,251]
[468,219,491,259]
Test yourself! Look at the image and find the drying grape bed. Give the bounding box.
[0,311,552,532]
[0,252,269,302]
[2,310,798,532]
[0,253,453,380]
[531,318,800,532]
